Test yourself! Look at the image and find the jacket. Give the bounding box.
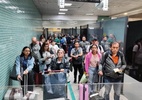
[99,50,126,73]
[48,57,69,70]
[85,51,101,74]
[15,55,35,75]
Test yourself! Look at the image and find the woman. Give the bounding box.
[39,42,52,71]
[85,44,101,97]
[16,46,34,94]
[48,48,69,71]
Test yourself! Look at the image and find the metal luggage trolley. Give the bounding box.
[43,70,68,100]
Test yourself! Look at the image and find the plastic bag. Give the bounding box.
[79,73,88,83]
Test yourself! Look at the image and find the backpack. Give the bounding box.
[60,38,65,44]
[72,48,82,65]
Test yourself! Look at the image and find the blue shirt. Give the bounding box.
[15,55,35,75]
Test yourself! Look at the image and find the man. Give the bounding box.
[98,42,126,100]
[132,38,142,81]
[101,36,110,51]
[30,37,40,61]
[80,36,90,55]
[30,37,41,85]
[70,41,83,83]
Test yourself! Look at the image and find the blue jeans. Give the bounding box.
[104,77,122,100]
[88,67,97,94]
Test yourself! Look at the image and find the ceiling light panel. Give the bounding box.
[60,9,68,11]
[64,3,72,6]
[58,12,66,14]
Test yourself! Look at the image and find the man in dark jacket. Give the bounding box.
[98,42,126,100]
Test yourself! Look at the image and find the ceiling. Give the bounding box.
[33,0,142,28]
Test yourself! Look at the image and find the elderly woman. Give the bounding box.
[48,48,69,72]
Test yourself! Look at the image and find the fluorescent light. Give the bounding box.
[5,6,18,10]
[0,0,9,3]
[64,3,72,6]
[86,13,94,16]
[58,12,65,15]
[17,10,25,13]
[124,13,128,15]
[60,9,68,11]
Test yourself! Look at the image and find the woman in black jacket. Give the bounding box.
[48,48,69,72]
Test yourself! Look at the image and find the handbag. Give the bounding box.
[72,49,82,65]
[10,63,23,81]
[10,64,18,80]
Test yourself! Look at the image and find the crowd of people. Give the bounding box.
[14,33,129,100]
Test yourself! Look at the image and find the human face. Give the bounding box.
[44,45,49,51]
[82,37,86,41]
[103,37,107,41]
[91,45,98,53]
[23,48,30,57]
[110,43,119,54]
[74,42,79,48]
[32,37,37,44]
[57,50,64,58]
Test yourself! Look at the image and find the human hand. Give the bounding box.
[17,75,22,81]
[86,73,89,77]
[60,69,64,72]
[98,71,103,76]
[23,70,28,74]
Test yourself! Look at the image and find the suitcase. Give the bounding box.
[90,95,104,100]
[89,75,104,100]
[79,84,89,100]
[23,92,38,100]
[23,74,38,100]
[34,72,42,85]
[4,88,23,100]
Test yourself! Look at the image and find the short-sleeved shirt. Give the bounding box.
[71,47,83,56]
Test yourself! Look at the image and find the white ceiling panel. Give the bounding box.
[33,0,142,28]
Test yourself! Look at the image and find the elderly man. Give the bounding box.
[30,37,40,61]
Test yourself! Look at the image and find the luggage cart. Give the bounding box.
[43,70,68,100]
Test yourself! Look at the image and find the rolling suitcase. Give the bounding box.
[23,74,38,100]
[92,76,104,100]
[79,84,89,100]
[4,88,23,100]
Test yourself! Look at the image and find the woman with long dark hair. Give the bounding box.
[39,42,52,71]
[85,44,101,98]
[16,46,34,94]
